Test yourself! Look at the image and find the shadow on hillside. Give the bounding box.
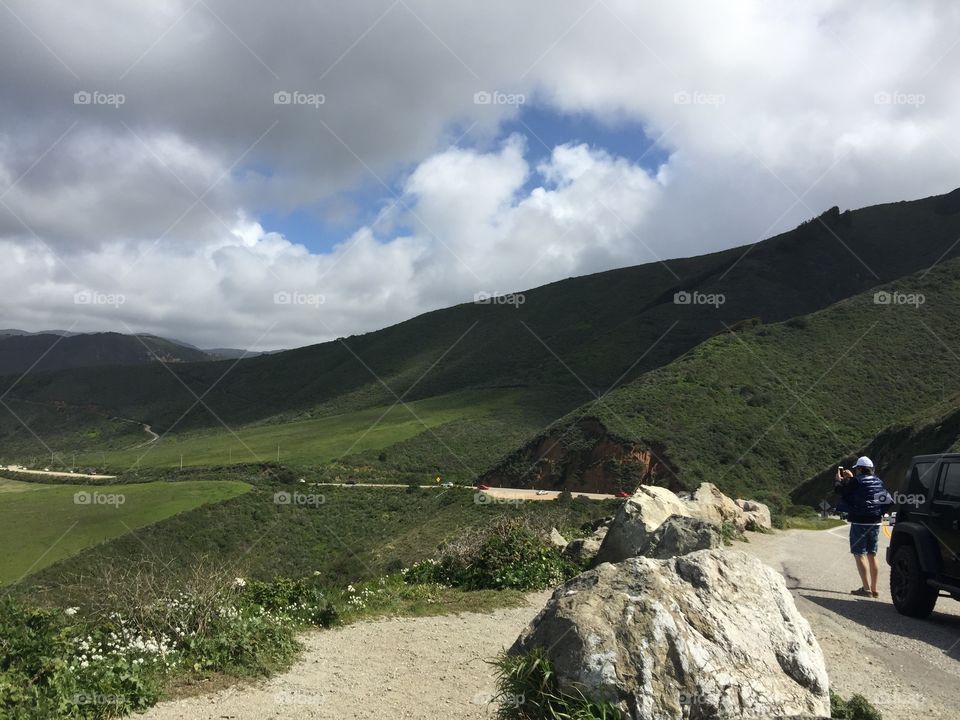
[801,593,960,660]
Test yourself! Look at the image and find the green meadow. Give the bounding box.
[0,477,251,584]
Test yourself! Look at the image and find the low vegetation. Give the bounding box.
[830,691,883,720]
[1,558,527,719]
[493,648,623,720]
[403,517,579,591]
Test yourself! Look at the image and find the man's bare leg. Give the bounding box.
[867,553,879,595]
[854,554,870,591]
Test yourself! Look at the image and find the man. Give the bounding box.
[835,456,892,598]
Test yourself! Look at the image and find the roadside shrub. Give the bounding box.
[830,691,883,720]
[243,576,339,628]
[492,648,623,720]
[404,518,576,591]
[0,596,162,719]
[2,561,341,718]
[718,521,746,545]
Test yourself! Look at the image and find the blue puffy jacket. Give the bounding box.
[835,474,892,523]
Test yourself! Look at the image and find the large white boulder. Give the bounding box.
[510,549,831,719]
[688,482,751,530]
[592,486,692,564]
[736,498,773,530]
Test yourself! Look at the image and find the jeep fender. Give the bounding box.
[889,522,943,575]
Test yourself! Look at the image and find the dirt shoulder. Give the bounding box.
[137,592,550,720]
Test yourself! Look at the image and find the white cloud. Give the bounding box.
[1,0,959,347]
[0,137,665,349]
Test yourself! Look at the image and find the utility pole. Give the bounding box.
[180,454,184,470]
[277,444,280,462]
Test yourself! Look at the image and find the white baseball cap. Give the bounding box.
[853,456,874,469]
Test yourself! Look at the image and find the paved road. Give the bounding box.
[0,465,115,480]
[317,483,617,501]
[743,526,960,719]
[131,423,160,449]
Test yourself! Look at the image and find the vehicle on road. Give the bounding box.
[441,482,454,488]
[535,489,548,496]
[476,484,490,491]
[344,479,358,485]
[887,453,960,618]
[615,490,632,498]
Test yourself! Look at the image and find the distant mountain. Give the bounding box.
[0,332,217,375]
[0,329,83,338]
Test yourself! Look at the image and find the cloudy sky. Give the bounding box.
[1,0,958,350]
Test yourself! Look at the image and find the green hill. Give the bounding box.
[483,257,960,506]
[4,191,960,435]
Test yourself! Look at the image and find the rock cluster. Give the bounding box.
[593,482,771,565]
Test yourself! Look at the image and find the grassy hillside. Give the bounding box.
[4,190,960,459]
[486,256,960,504]
[0,477,251,584]
[17,477,619,607]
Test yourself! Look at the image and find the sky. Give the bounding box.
[1,0,958,350]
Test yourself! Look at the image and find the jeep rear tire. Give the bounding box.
[890,545,938,618]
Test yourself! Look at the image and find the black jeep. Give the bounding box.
[887,453,960,617]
